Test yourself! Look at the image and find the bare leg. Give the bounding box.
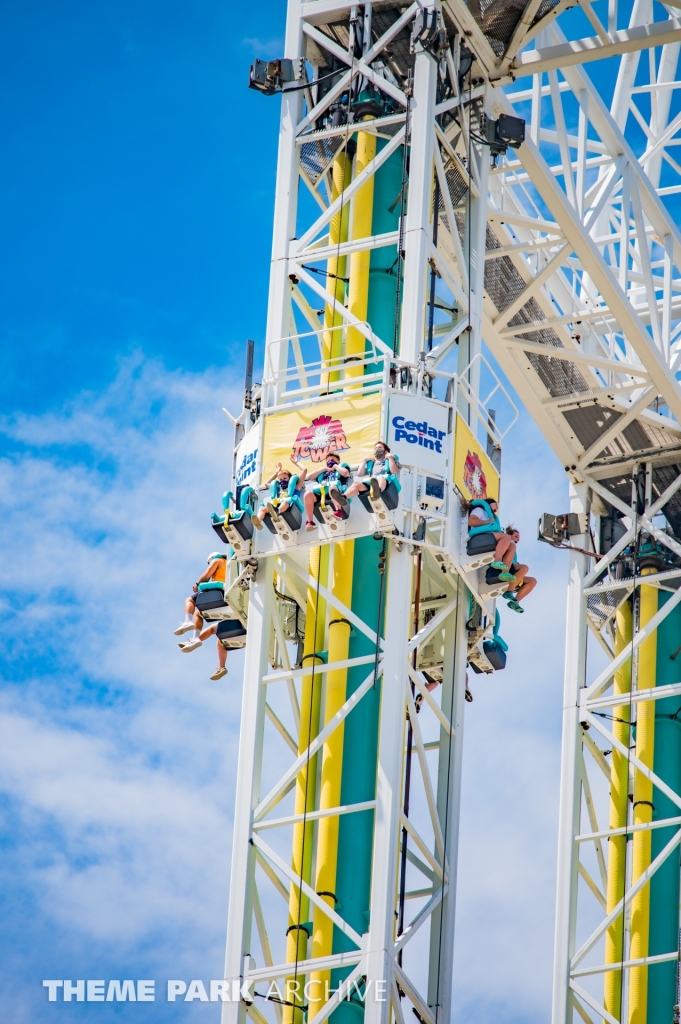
[508,563,529,592]
[344,481,368,499]
[217,641,228,670]
[199,622,218,642]
[184,597,196,617]
[492,532,515,567]
[516,575,537,603]
[304,492,316,520]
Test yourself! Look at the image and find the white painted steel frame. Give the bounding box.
[222,6,477,1024]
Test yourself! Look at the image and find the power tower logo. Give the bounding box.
[290,414,350,464]
[463,450,488,499]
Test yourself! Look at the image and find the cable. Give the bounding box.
[397,549,423,954]
[281,67,349,94]
[427,175,441,354]
[393,70,413,357]
[617,466,641,1019]
[290,551,324,1024]
[431,574,462,1024]
[373,540,387,690]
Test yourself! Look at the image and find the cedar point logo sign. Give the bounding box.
[291,415,350,464]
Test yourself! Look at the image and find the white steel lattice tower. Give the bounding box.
[215,5,681,1024]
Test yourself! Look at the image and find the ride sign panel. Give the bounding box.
[234,424,261,490]
[387,393,450,476]
[261,394,382,480]
[452,413,500,502]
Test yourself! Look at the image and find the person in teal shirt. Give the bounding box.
[467,498,516,582]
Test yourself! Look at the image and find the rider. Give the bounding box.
[174,552,228,652]
[303,453,352,531]
[196,620,237,680]
[466,498,516,583]
[251,463,307,530]
[502,526,537,613]
[344,441,401,502]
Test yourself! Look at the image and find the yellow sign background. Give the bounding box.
[453,413,500,502]
[261,394,382,482]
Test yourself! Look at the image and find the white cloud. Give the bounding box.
[0,356,246,1002]
[0,356,574,1021]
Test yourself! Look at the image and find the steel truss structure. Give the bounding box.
[220,3,681,1024]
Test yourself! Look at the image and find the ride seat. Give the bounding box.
[264,502,302,534]
[195,588,227,613]
[212,511,254,546]
[483,639,507,671]
[313,493,349,524]
[466,533,497,556]
[217,619,248,649]
[358,480,400,513]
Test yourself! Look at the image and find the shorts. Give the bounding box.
[357,473,401,492]
[188,584,224,602]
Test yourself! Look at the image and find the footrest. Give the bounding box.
[460,552,495,574]
[313,495,349,532]
[264,504,302,542]
[468,645,495,674]
[358,481,399,529]
[479,582,509,600]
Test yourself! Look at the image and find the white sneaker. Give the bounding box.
[179,637,203,653]
[174,620,196,635]
[210,666,228,680]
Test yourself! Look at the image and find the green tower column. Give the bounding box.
[330,140,404,1021]
[648,594,681,1024]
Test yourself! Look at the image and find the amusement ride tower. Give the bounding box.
[210,4,681,1024]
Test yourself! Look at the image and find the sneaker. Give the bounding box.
[465,689,473,703]
[498,572,516,582]
[267,502,280,520]
[305,520,317,531]
[251,514,263,531]
[369,478,381,501]
[490,561,508,571]
[174,620,195,635]
[507,600,524,613]
[180,636,203,653]
[333,508,343,519]
[210,666,228,680]
[329,487,348,508]
[414,692,423,714]
[503,591,517,602]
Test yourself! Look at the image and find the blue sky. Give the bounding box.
[0,2,587,1022]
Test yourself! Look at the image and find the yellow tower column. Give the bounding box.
[604,599,633,1019]
[307,123,376,1019]
[345,125,376,371]
[628,572,659,1024]
[283,546,328,1024]
[307,543,354,1017]
[322,151,352,385]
